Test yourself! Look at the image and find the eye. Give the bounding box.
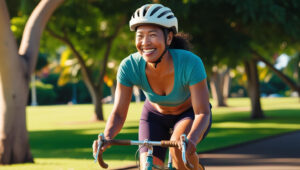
[136,34,143,40]
[150,33,156,38]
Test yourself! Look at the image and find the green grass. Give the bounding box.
[1,97,300,169]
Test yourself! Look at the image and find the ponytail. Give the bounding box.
[169,32,192,51]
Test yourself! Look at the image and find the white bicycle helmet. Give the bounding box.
[129,4,178,34]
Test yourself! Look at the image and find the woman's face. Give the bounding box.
[135,25,172,63]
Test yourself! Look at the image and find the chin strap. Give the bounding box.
[154,48,168,68]
[154,29,170,68]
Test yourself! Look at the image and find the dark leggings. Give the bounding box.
[139,100,212,161]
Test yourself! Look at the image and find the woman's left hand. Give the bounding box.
[179,135,197,155]
[186,139,197,155]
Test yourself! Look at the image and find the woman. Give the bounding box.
[93,4,212,170]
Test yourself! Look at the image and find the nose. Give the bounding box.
[141,35,150,46]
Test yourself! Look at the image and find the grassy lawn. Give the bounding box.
[1,97,300,169]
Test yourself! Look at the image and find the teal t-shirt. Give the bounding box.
[117,49,207,106]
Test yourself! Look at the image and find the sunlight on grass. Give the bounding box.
[0,158,136,170]
[2,97,299,169]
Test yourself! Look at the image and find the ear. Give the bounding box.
[166,31,174,46]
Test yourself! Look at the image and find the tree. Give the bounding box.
[43,1,141,120]
[0,0,63,164]
[168,0,249,108]
[174,0,300,118]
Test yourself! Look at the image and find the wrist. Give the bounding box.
[103,133,113,140]
[187,135,198,145]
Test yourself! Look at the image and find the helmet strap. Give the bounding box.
[154,29,170,68]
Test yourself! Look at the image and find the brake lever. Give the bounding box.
[181,134,194,170]
[181,134,188,164]
[94,133,105,162]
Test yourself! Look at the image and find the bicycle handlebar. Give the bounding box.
[94,133,193,169]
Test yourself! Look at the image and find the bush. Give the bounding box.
[29,81,57,105]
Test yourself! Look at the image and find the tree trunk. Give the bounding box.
[94,87,104,121]
[244,59,264,119]
[210,67,230,107]
[223,69,231,99]
[0,1,33,163]
[93,15,127,120]
[0,0,63,164]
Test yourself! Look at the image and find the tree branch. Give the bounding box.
[251,49,300,93]
[18,0,64,75]
[0,0,23,76]
[46,27,95,93]
[98,15,127,87]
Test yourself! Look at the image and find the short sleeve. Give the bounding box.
[188,57,207,85]
[117,59,133,87]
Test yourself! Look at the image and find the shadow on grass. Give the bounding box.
[29,109,300,161]
[212,109,300,124]
[29,126,139,160]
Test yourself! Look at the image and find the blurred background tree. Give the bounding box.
[2,0,300,164]
[166,0,300,118]
[6,0,300,122]
[0,0,64,164]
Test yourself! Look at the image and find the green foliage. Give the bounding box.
[38,73,110,105]
[40,73,92,104]
[76,81,92,103]
[29,81,57,105]
[10,15,27,44]
[6,0,21,18]
[6,0,36,18]
[44,1,141,84]
[35,53,48,71]
[8,0,300,106]
[161,0,300,72]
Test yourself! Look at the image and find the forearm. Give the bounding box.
[103,112,126,140]
[187,112,210,144]
[103,83,132,140]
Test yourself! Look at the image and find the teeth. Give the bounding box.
[143,49,155,54]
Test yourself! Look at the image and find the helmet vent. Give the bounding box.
[150,6,162,16]
[166,15,175,19]
[157,10,172,18]
[143,7,148,16]
[137,9,140,17]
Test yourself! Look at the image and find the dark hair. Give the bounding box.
[169,32,192,51]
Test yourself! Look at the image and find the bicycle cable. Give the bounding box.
[135,145,145,170]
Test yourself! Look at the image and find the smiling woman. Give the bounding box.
[93,3,211,170]
[135,25,171,65]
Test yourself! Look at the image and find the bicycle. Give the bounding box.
[94,133,205,170]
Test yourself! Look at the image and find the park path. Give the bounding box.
[113,130,300,170]
[200,130,300,170]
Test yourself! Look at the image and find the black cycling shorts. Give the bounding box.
[138,99,212,161]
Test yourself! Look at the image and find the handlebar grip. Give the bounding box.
[184,161,194,170]
[96,139,131,169]
[107,140,131,146]
[97,152,108,169]
[95,134,108,169]
[161,140,179,147]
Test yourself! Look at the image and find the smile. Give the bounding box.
[143,49,156,55]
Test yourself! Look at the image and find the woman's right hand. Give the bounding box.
[92,135,111,159]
